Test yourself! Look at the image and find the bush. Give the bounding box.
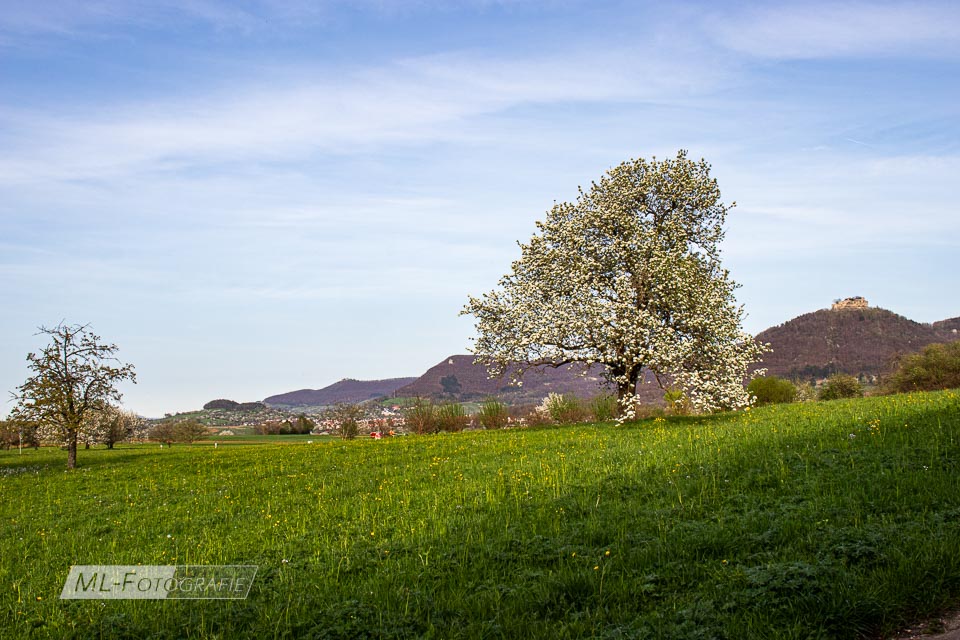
[538,393,586,424]
[794,381,817,402]
[663,388,692,415]
[174,419,209,444]
[0,420,37,449]
[406,398,437,435]
[150,422,178,446]
[818,374,863,401]
[884,342,960,393]
[589,395,619,421]
[435,403,469,432]
[748,376,797,405]
[323,404,365,440]
[150,420,207,445]
[0,421,18,450]
[477,398,509,429]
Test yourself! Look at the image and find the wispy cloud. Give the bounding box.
[711,2,960,59]
[0,45,728,184]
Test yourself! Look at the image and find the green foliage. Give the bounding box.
[884,341,960,393]
[0,421,17,450]
[149,422,178,446]
[405,398,437,435]
[794,381,817,402]
[4,391,960,638]
[203,399,240,410]
[173,419,209,444]
[818,374,864,401]
[324,404,364,440]
[0,420,38,450]
[477,398,509,429]
[663,388,691,415]
[11,323,136,468]
[150,419,208,445]
[294,414,316,434]
[434,403,469,432]
[538,393,586,424]
[748,376,797,405]
[589,394,619,421]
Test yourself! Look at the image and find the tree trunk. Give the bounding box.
[107,442,114,450]
[67,432,78,469]
[616,366,643,407]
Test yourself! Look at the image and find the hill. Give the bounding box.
[394,354,664,404]
[263,377,417,407]
[934,316,960,340]
[756,305,959,381]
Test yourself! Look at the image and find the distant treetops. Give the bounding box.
[202,399,266,411]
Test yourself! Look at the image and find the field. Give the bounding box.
[2,391,960,639]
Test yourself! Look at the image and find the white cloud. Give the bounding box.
[0,45,727,184]
[712,2,960,59]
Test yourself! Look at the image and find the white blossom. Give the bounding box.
[462,151,767,418]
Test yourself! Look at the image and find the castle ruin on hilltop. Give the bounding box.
[832,296,869,311]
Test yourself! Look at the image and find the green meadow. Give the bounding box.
[2,391,960,639]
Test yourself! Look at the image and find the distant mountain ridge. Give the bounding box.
[756,306,959,380]
[263,377,417,407]
[395,354,665,404]
[258,304,960,408]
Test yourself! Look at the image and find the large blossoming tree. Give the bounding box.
[462,151,765,416]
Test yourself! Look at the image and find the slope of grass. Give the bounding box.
[1,390,959,639]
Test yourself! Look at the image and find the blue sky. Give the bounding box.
[2,0,958,417]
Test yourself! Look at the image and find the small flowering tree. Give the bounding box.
[84,405,144,449]
[463,151,766,417]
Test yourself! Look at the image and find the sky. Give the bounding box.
[1,0,958,418]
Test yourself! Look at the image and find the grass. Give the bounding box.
[1,390,959,638]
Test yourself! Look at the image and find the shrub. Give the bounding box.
[589,394,619,421]
[323,404,365,440]
[174,419,209,444]
[0,420,37,449]
[748,376,797,405]
[150,422,178,446]
[883,342,960,393]
[818,374,863,401]
[477,398,509,429]
[538,393,586,424]
[794,381,817,402]
[0,421,17,450]
[406,398,437,435]
[435,403,469,432]
[663,388,692,415]
[523,407,555,427]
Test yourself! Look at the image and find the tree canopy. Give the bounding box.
[11,323,136,468]
[463,151,765,416]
